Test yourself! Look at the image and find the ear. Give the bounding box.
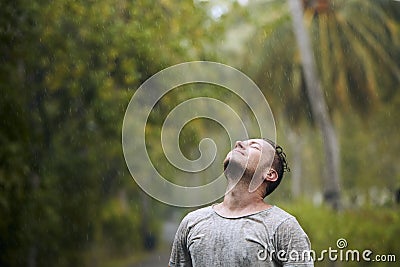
[265,169,278,183]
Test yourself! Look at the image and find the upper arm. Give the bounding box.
[169,216,192,267]
[275,218,314,266]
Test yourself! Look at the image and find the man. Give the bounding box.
[169,138,313,266]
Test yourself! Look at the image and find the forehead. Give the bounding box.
[246,139,274,149]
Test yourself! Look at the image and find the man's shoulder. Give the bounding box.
[269,206,295,220]
[269,206,308,236]
[181,205,214,224]
[265,206,295,222]
[256,205,300,233]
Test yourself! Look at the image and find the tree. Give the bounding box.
[223,0,399,208]
[288,0,340,209]
[304,0,400,112]
[0,0,220,266]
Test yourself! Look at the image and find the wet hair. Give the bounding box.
[263,138,290,197]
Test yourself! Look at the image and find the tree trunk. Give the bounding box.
[140,191,156,250]
[288,0,341,210]
[288,129,302,199]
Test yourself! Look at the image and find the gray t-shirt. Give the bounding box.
[169,205,313,267]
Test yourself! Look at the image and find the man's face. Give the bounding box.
[223,139,275,183]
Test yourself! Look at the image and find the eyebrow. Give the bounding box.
[249,140,262,146]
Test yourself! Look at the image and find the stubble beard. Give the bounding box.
[223,158,253,186]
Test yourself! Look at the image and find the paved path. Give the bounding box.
[129,250,170,267]
[129,218,179,267]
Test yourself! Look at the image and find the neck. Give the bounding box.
[215,177,271,217]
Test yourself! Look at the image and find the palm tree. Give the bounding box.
[303,0,400,111]
[288,0,340,209]
[228,0,399,208]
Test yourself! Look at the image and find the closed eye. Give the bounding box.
[251,144,261,150]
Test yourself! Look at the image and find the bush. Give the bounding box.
[101,200,142,255]
[281,200,400,266]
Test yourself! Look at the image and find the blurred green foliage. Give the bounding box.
[0,0,219,266]
[283,200,400,266]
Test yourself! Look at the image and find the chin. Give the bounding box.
[224,159,245,179]
[223,152,233,171]
[223,158,229,170]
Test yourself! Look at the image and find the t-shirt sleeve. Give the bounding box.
[169,216,192,267]
[275,217,314,266]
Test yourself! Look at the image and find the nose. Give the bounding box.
[234,140,245,149]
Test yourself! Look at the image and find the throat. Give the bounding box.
[217,183,270,217]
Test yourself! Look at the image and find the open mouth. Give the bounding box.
[223,159,229,170]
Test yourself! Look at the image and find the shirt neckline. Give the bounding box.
[211,204,275,219]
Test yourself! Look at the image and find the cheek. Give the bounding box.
[247,152,261,168]
[248,151,270,171]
